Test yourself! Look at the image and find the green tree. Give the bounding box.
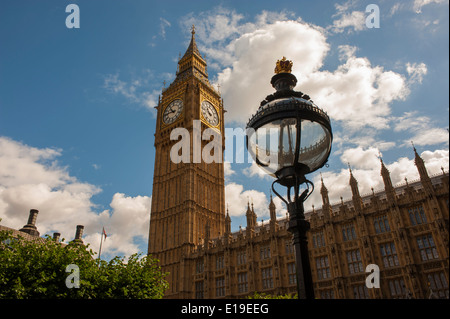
[0,230,168,298]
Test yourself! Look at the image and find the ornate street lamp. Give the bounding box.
[246,57,332,299]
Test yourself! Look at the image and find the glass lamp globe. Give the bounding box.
[246,57,332,187]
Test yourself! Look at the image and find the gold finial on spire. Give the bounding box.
[274,56,293,74]
[191,24,196,35]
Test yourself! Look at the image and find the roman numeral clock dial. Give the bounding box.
[201,100,219,127]
[163,99,183,125]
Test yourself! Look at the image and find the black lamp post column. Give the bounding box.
[246,56,332,300]
[287,198,315,299]
[273,169,316,300]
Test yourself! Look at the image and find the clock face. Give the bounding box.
[201,100,219,126]
[163,99,183,124]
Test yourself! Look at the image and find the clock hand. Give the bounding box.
[166,106,176,115]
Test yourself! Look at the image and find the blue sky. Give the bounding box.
[0,0,448,259]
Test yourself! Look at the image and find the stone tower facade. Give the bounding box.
[147,26,226,298]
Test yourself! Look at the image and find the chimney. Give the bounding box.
[53,232,61,242]
[19,209,40,237]
[72,225,84,244]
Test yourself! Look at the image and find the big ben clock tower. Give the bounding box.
[148,26,226,298]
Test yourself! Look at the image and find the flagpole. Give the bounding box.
[98,227,104,260]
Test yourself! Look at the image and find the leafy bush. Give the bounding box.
[247,292,298,299]
[0,230,168,299]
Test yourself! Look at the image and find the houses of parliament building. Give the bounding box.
[147,27,449,299]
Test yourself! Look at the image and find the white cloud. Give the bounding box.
[103,71,166,113]
[159,17,171,40]
[0,137,68,188]
[332,130,396,154]
[393,111,449,147]
[394,111,429,132]
[300,51,409,131]
[328,0,366,34]
[185,11,410,133]
[242,161,272,180]
[225,182,269,218]
[420,149,450,172]
[340,147,381,170]
[409,128,449,146]
[338,45,358,61]
[413,0,448,13]
[215,19,329,125]
[86,193,151,258]
[224,181,288,229]
[0,137,100,238]
[103,74,140,103]
[185,8,244,45]
[406,62,428,84]
[224,161,236,177]
[0,137,150,258]
[389,3,403,16]
[181,8,294,61]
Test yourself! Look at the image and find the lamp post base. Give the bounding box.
[287,202,315,300]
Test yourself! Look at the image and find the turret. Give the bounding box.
[348,164,363,212]
[269,194,276,222]
[246,201,256,237]
[380,156,396,204]
[225,205,231,236]
[320,174,332,221]
[269,194,278,231]
[412,143,433,196]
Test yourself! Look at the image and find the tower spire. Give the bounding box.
[225,204,231,237]
[379,154,396,204]
[412,143,433,195]
[320,174,332,221]
[320,173,330,206]
[175,24,208,80]
[269,193,276,221]
[348,164,363,212]
[181,24,203,61]
[348,163,358,193]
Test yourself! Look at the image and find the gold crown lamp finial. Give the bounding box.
[274,56,293,74]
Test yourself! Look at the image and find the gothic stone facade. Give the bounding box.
[147,29,449,299]
[176,167,449,299]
